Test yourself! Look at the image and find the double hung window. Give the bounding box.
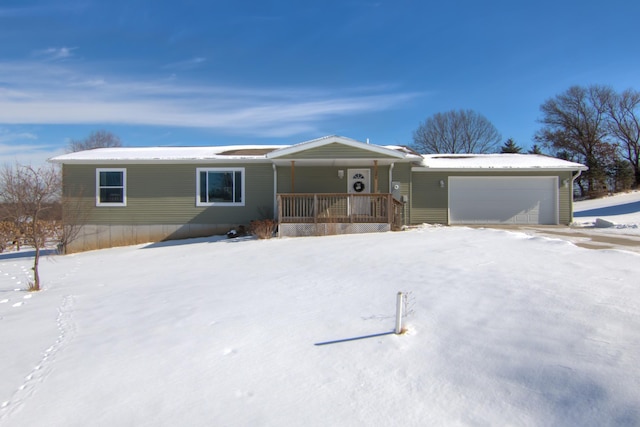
[96,168,126,206]
[196,168,244,206]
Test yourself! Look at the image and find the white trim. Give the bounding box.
[96,168,127,207]
[412,166,584,172]
[196,167,246,207]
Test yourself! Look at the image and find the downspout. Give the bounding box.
[570,169,583,223]
[389,163,395,192]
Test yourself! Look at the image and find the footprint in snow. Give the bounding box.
[23,295,32,299]
[222,348,237,356]
[0,299,8,304]
[12,302,23,308]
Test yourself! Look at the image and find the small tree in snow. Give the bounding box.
[0,164,61,290]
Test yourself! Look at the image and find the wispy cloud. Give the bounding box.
[0,128,61,166]
[33,47,77,61]
[0,60,421,138]
[162,57,207,71]
[0,128,37,145]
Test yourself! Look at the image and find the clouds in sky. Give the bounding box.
[0,128,62,166]
[0,53,419,139]
[34,46,77,60]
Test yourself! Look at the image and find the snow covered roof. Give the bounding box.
[49,142,586,171]
[414,153,588,171]
[49,145,288,164]
[48,135,421,164]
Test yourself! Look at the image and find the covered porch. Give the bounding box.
[276,193,404,237]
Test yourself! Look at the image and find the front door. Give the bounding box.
[347,169,371,215]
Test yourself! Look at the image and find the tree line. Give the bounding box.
[411,85,640,196]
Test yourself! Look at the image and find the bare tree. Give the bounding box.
[412,109,502,154]
[535,85,616,197]
[54,182,91,254]
[67,130,122,152]
[0,164,61,291]
[606,88,640,187]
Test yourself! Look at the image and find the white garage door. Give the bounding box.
[449,177,558,225]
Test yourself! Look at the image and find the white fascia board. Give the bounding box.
[271,158,400,167]
[49,158,274,165]
[411,166,588,172]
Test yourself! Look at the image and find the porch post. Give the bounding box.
[373,160,379,193]
[313,194,318,224]
[277,195,283,236]
[290,160,295,193]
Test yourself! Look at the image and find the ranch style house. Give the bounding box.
[50,135,588,253]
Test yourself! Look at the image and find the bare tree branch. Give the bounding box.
[67,130,122,153]
[535,85,617,196]
[606,88,640,187]
[412,109,501,154]
[0,164,61,290]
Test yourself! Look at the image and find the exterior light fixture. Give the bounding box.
[439,180,445,188]
[338,170,344,179]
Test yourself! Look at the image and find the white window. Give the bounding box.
[96,168,127,207]
[196,168,245,206]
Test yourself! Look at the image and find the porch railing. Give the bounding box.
[277,193,403,229]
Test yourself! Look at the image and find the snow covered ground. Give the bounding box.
[573,191,640,233]
[1,194,640,426]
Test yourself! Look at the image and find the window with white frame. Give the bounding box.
[196,168,245,206]
[96,168,127,206]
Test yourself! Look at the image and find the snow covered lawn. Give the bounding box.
[573,190,640,234]
[1,197,640,426]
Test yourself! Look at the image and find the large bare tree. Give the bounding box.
[535,85,616,196]
[0,164,61,291]
[606,88,640,187]
[412,109,502,154]
[67,130,122,152]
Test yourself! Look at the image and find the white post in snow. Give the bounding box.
[395,292,404,334]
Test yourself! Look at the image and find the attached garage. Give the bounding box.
[448,176,558,225]
[410,153,588,226]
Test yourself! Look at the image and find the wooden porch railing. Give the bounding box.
[277,193,403,229]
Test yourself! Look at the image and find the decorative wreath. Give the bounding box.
[353,181,365,192]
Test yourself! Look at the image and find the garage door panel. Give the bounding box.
[449,177,558,225]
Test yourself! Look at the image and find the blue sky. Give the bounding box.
[1,0,639,165]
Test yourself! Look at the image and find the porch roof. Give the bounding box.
[266,135,410,160]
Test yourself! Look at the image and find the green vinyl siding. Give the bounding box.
[63,163,274,225]
[277,143,398,160]
[410,172,449,224]
[558,171,573,224]
[277,165,391,193]
[390,163,412,224]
